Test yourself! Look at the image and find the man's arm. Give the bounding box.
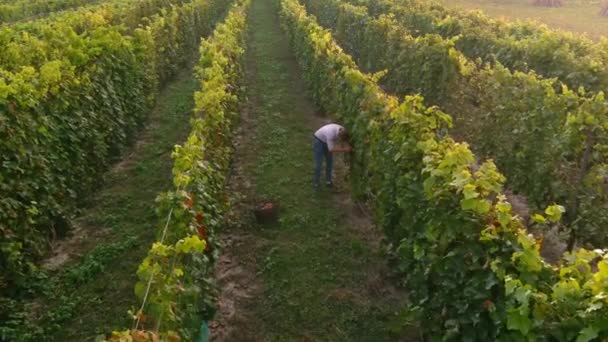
[330,145,352,153]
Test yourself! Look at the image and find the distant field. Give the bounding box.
[444,0,608,40]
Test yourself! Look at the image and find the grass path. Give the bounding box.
[13,71,199,341]
[211,0,409,340]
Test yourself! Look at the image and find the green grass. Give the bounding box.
[5,72,199,342]
[224,0,408,339]
[444,0,608,40]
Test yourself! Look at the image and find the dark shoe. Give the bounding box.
[326,181,333,187]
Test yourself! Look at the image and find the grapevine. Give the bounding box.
[279,0,608,338]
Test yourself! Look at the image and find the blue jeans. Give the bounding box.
[313,136,333,185]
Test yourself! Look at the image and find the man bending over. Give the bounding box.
[312,123,352,188]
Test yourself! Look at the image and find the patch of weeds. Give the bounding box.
[349,239,366,257]
[261,247,279,274]
[279,212,311,230]
[65,236,138,285]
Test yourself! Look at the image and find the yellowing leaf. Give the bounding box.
[463,184,479,199]
[175,235,206,254]
[545,204,565,223]
[552,278,581,300]
[532,214,546,224]
[150,242,171,257]
[40,61,63,85]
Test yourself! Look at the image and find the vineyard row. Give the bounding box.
[108,0,249,339]
[302,0,608,251]
[354,0,608,95]
[280,0,608,339]
[0,0,232,321]
[0,0,109,23]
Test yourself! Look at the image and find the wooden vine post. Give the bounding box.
[566,129,594,252]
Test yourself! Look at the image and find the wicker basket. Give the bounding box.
[253,201,279,224]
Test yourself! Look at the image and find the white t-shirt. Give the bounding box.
[314,124,344,151]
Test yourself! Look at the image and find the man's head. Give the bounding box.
[337,126,349,142]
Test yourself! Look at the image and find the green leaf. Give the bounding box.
[461,198,491,214]
[576,327,598,342]
[505,276,520,296]
[134,282,146,299]
[507,307,531,335]
[514,286,531,305]
[461,198,477,211]
[497,212,511,227]
[475,199,491,214]
[413,243,424,260]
